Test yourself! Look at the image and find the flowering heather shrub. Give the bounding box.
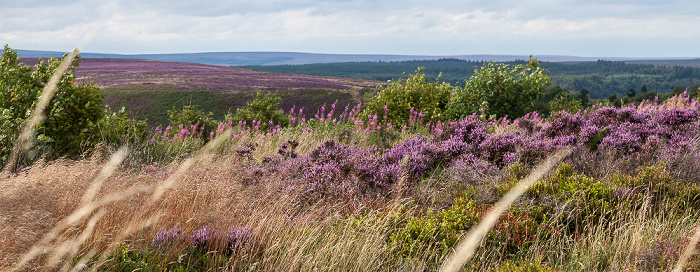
[216,91,700,206]
[228,226,253,251]
[153,227,181,247]
[153,225,254,252]
[192,226,213,248]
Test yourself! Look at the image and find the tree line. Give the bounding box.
[244,59,700,99]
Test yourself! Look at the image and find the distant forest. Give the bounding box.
[243,59,700,99]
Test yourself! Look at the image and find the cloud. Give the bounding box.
[1,0,699,56]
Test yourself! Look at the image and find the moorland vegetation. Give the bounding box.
[1,45,700,271]
[244,58,700,101]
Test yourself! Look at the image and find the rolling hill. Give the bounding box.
[17,49,698,66]
[21,58,380,126]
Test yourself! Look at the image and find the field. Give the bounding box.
[2,53,700,271]
[21,58,380,126]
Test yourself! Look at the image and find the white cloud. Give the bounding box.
[1,0,699,57]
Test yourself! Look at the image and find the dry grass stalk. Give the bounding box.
[9,130,234,270]
[440,148,572,272]
[9,146,128,271]
[673,223,700,272]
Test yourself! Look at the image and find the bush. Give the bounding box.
[229,91,288,131]
[0,45,104,166]
[448,57,551,120]
[389,196,481,257]
[167,104,217,139]
[363,68,453,128]
[97,106,148,148]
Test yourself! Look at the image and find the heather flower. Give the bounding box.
[228,227,253,251]
[287,139,299,148]
[192,226,212,248]
[153,227,181,247]
[236,147,252,157]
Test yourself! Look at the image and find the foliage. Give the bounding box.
[229,91,288,131]
[389,196,481,257]
[447,57,551,120]
[490,259,558,272]
[363,67,453,127]
[7,51,700,271]
[0,45,104,166]
[167,104,217,138]
[548,91,583,114]
[246,58,700,99]
[97,106,148,148]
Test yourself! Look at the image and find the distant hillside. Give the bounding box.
[243,59,700,99]
[625,59,700,67]
[21,49,695,66]
[20,58,379,126]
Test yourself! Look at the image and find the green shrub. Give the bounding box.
[363,67,453,128]
[0,45,104,166]
[97,106,148,148]
[167,104,217,138]
[229,91,288,131]
[98,242,228,271]
[490,258,558,272]
[389,196,481,257]
[448,57,551,120]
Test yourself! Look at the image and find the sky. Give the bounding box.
[1,0,699,58]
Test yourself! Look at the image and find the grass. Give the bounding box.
[101,86,360,127]
[2,126,699,271]
[2,52,700,271]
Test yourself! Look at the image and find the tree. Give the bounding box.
[626,88,636,97]
[533,85,569,117]
[447,57,551,120]
[363,67,453,127]
[640,83,648,93]
[167,104,217,138]
[673,85,684,96]
[229,91,288,130]
[575,89,591,108]
[549,92,582,114]
[1,45,104,167]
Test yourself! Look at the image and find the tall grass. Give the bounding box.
[1,50,699,271]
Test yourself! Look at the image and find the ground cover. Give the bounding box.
[21,58,378,126]
[2,92,699,271]
[3,51,700,271]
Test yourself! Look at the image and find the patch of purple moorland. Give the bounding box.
[238,93,700,199]
[68,58,378,92]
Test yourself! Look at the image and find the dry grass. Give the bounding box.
[0,136,395,271]
[440,148,572,272]
[2,138,699,271]
[1,52,698,270]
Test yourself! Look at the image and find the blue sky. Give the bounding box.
[1,0,699,57]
